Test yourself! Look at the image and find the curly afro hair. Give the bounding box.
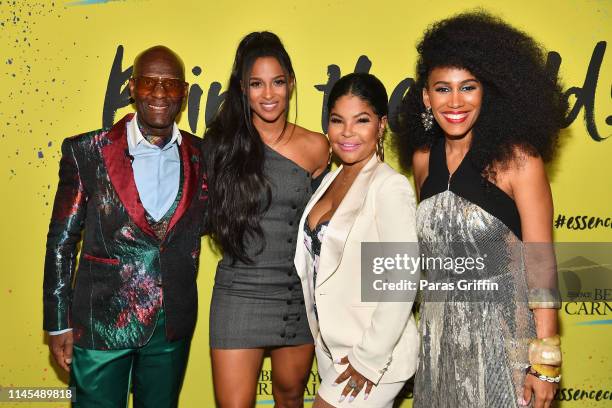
[395,10,568,176]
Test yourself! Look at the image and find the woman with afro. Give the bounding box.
[397,11,567,408]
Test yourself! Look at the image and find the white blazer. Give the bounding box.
[294,154,419,384]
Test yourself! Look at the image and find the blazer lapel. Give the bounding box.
[316,154,380,287]
[295,168,341,282]
[294,167,342,339]
[101,113,157,239]
[164,131,199,239]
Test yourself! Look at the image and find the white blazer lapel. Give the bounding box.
[294,168,341,281]
[316,155,380,287]
[294,168,342,338]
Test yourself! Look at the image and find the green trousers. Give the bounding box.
[70,310,190,408]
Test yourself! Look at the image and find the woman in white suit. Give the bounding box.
[294,73,419,407]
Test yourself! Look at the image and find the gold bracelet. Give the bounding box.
[528,366,561,383]
[531,363,561,377]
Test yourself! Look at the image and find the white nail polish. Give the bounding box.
[348,395,355,403]
[331,382,337,387]
[338,395,346,403]
[333,358,341,364]
[364,393,369,400]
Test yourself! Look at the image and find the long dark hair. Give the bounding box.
[203,31,296,263]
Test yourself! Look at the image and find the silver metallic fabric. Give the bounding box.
[413,190,536,408]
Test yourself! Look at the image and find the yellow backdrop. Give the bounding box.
[1,0,610,406]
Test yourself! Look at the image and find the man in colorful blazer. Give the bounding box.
[43,46,206,407]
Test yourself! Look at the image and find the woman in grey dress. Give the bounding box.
[203,32,329,407]
[396,12,568,408]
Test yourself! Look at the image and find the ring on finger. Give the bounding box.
[348,379,358,389]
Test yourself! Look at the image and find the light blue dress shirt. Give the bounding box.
[127,114,182,222]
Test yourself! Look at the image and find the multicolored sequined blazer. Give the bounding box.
[43,114,207,350]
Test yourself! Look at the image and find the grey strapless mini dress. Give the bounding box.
[209,145,316,348]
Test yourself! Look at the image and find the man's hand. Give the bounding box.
[48,332,74,372]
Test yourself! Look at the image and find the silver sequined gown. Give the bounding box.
[413,139,536,408]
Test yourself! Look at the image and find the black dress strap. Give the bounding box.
[419,137,522,239]
[420,138,448,202]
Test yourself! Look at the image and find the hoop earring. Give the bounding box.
[421,107,434,131]
[376,134,385,162]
